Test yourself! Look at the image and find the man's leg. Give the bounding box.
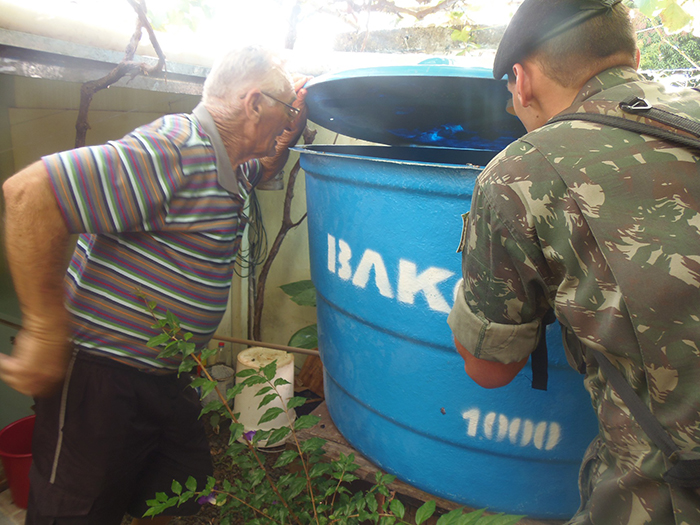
[126,373,213,522]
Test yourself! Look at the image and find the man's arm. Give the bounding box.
[0,160,72,397]
[454,336,528,388]
[258,75,311,182]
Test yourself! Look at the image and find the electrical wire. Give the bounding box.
[233,189,268,278]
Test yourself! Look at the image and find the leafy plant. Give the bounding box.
[140,299,525,525]
[281,279,319,350]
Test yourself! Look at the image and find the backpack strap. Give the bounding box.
[549,95,700,151]
[589,348,700,488]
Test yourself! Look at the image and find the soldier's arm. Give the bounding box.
[0,161,72,397]
[449,173,547,388]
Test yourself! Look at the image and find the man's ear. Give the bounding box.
[512,62,533,109]
[241,90,264,123]
[635,48,641,69]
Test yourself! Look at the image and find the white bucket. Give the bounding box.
[233,347,296,447]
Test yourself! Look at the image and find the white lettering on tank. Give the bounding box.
[352,249,394,298]
[533,421,548,450]
[327,234,336,274]
[508,418,521,445]
[462,408,480,437]
[546,422,562,450]
[483,412,496,439]
[397,260,454,313]
[461,408,562,451]
[337,239,353,281]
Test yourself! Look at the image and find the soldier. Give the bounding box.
[448,0,700,523]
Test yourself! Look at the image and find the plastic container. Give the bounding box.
[233,348,295,447]
[0,414,35,509]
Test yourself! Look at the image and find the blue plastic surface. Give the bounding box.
[303,65,525,149]
[297,144,599,519]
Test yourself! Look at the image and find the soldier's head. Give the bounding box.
[494,0,639,131]
[494,0,638,87]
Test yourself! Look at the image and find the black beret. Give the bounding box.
[493,0,623,80]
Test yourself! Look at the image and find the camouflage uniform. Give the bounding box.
[448,67,700,524]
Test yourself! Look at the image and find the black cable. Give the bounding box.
[233,189,268,278]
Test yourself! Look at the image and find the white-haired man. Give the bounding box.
[0,46,309,525]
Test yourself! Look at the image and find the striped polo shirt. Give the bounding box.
[44,103,262,370]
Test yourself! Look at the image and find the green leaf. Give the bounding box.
[415,500,436,525]
[366,493,378,513]
[274,378,291,387]
[255,386,274,396]
[171,480,182,496]
[209,413,220,430]
[189,377,210,389]
[301,437,326,454]
[474,513,525,525]
[236,368,258,378]
[178,359,196,374]
[185,475,197,492]
[147,333,171,348]
[165,310,179,328]
[389,499,405,519]
[294,414,321,431]
[280,279,317,306]
[287,396,307,410]
[226,384,245,400]
[634,0,666,18]
[261,360,278,381]
[267,426,291,446]
[437,508,466,525]
[258,407,284,425]
[660,1,692,33]
[258,393,278,409]
[273,449,299,468]
[178,341,196,357]
[199,381,219,399]
[288,324,318,349]
[243,375,267,387]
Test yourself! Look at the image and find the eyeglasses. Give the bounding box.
[261,91,300,120]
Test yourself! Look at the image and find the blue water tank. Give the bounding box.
[296,66,599,519]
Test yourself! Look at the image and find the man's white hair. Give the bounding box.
[202,46,292,109]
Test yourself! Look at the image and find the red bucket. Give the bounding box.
[0,415,35,509]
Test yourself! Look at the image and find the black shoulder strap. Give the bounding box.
[589,348,700,487]
[530,309,556,391]
[549,96,700,152]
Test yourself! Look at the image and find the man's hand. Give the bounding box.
[280,74,313,147]
[0,328,72,397]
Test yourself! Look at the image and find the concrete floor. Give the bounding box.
[0,490,25,525]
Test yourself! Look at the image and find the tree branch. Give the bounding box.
[75,0,167,148]
[252,127,317,341]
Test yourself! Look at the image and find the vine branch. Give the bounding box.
[252,127,317,341]
[75,0,167,148]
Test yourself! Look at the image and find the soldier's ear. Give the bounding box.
[512,63,533,108]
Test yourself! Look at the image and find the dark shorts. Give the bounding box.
[26,350,213,525]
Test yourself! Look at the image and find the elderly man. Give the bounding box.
[448,0,700,523]
[0,46,309,525]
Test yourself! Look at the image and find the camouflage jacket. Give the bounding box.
[448,67,700,524]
